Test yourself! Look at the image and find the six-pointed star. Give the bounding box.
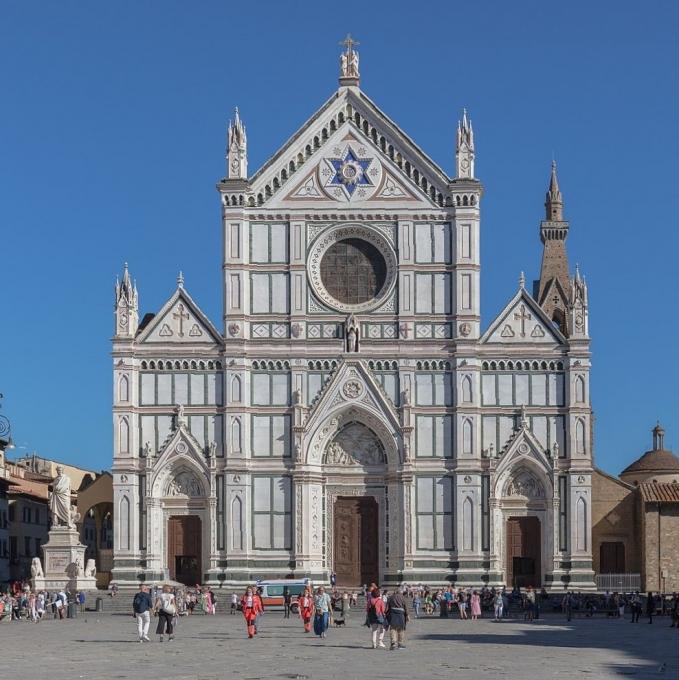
[327,147,374,196]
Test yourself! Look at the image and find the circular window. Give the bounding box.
[307,225,397,313]
[320,238,387,305]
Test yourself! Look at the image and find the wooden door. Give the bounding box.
[506,516,541,588]
[600,542,625,573]
[333,497,379,586]
[167,515,202,585]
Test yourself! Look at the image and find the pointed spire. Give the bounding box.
[114,262,138,337]
[177,271,184,288]
[545,160,564,221]
[519,271,526,289]
[455,108,475,179]
[227,107,247,179]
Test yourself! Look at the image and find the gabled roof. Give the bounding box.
[639,482,679,503]
[136,284,222,346]
[480,284,566,346]
[238,86,461,209]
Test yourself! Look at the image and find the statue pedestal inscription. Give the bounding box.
[32,527,96,592]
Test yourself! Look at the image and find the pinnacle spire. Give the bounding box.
[545,160,564,220]
[227,107,247,179]
[455,108,475,179]
[177,271,184,288]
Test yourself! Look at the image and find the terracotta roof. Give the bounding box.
[639,482,679,503]
[6,475,49,501]
[621,448,679,475]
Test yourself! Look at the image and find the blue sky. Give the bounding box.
[1,1,677,473]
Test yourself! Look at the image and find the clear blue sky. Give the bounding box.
[1,1,677,474]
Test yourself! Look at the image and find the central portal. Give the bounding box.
[167,515,202,585]
[333,497,379,586]
[506,516,541,588]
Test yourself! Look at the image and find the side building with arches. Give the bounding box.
[111,44,594,590]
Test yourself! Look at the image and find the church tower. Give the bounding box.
[114,263,138,338]
[534,162,571,335]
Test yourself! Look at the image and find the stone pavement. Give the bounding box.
[3,610,678,679]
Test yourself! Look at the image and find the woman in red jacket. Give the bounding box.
[299,586,314,633]
[241,586,262,638]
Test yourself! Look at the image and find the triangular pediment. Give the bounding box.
[304,359,401,440]
[481,287,566,346]
[150,423,210,495]
[246,88,452,210]
[136,286,222,346]
[495,426,553,479]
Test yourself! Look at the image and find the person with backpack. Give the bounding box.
[132,584,153,642]
[386,589,409,650]
[366,586,387,649]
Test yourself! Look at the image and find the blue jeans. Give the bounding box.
[313,612,329,636]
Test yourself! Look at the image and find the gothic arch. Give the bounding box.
[575,418,586,454]
[118,417,130,454]
[118,374,129,402]
[575,376,585,403]
[462,418,473,455]
[231,375,242,403]
[306,404,402,467]
[231,495,243,550]
[230,417,242,453]
[118,495,130,551]
[461,375,473,403]
[576,496,588,551]
[462,496,474,551]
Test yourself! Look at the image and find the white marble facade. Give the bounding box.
[111,44,594,590]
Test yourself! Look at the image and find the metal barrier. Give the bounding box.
[596,573,641,591]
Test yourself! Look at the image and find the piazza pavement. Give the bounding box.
[2,608,677,679]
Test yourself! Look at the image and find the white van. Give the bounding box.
[255,578,313,613]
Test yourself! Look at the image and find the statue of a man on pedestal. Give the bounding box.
[49,465,75,529]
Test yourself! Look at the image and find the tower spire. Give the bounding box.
[114,262,138,337]
[545,160,564,220]
[455,109,475,179]
[227,107,247,179]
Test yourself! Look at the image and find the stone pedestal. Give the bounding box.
[31,527,97,592]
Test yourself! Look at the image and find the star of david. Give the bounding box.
[326,146,374,197]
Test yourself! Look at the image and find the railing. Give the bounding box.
[596,573,641,591]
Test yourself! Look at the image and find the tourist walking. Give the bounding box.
[646,592,654,624]
[458,590,468,619]
[563,592,574,622]
[631,592,641,623]
[313,586,332,639]
[386,589,409,650]
[493,590,504,621]
[283,588,292,618]
[230,592,238,614]
[470,590,482,620]
[241,586,262,639]
[154,585,176,642]
[299,586,314,633]
[366,586,386,649]
[524,586,536,622]
[132,585,153,643]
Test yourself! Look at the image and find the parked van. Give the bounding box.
[255,579,312,613]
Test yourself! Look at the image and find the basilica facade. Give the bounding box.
[111,42,594,590]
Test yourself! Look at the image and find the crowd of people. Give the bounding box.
[0,582,87,621]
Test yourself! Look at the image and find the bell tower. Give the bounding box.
[534,161,571,334]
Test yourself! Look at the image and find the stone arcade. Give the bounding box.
[111,40,594,590]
